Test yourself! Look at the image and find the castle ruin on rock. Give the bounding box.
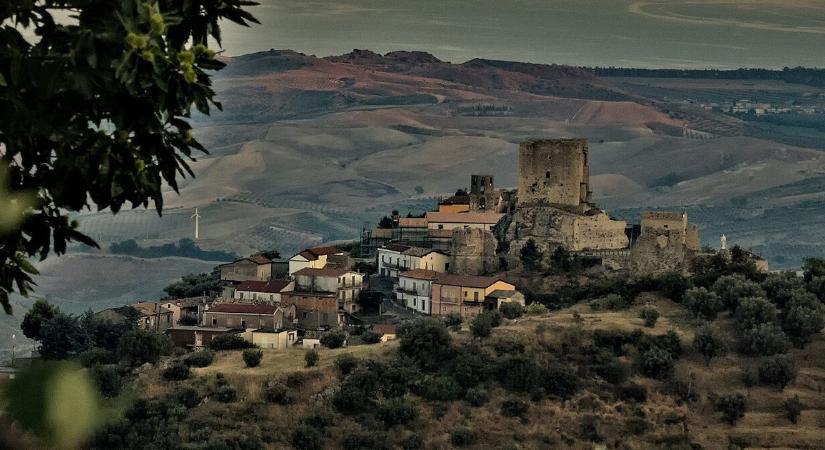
[496,138,629,268]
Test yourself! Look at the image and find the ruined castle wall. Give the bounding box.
[450,228,500,275]
[640,211,687,236]
[686,223,700,251]
[630,230,690,274]
[563,213,629,251]
[518,139,589,207]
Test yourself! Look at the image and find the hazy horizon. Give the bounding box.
[216,0,825,69]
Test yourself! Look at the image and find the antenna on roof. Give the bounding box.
[191,208,201,240]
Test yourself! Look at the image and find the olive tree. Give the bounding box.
[0,0,259,313]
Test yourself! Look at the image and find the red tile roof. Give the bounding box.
[399,269,443,280]
[248,255,272,265]
[425,211,504,224]
[296,245,342,261]
[293,267,355,278]
[383,243,411,253]
[434,274,510,289]
[207,303,279,315]
[236,280,290,293]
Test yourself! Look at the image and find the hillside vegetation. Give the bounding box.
[6,255,825,449]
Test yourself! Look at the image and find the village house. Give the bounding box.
[96,302,175,331]
[431,274,518,319]
[373,323,398,342]
[233,279,292,303]
[424,211,504,231]
[396,269,442,314]
[280,267,364,329]
[166,326,236,349]
[160,296,212,325]
[377,244,450,279]
[287,246,345,277]
[202,303,296,330]
[219,255,274,282]
[247,327,298,349]
[279,290,340,330]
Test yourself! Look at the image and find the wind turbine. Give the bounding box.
[191,208,201,240]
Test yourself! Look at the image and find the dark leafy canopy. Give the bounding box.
[0,0,259,313]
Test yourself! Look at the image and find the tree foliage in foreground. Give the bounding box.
[0,0,259,313]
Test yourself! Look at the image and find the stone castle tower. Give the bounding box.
[469,174,496,211]
[517,139,592,210]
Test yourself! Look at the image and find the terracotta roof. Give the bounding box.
[425,211,504,224]
[248,255,272,265]
[399,217,428,228]
[373,324,397,335]
[399,269,443,280]
[382,243,411,253]
[207,303,279,314]
[295,245,342,261]
[402,246,441,257]
[281,290,336,298]
[131,302,174,316]
[236,280,290,293]
[434,274,510,289]
[487,290,518,298]
[293,267,355,277]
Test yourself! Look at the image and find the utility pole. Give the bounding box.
[191,208,201,240]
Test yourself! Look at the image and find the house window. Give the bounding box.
[241,320,247,329]
[212,318,217,326]
[463,291,467,297]
[438,224,444,230]
[474,292,479,301]
[302,312,308,319]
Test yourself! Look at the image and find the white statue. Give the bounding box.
[720,234,727,251]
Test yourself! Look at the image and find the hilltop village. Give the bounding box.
[89,138,767,349]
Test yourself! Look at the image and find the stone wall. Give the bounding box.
[630,230,692,274]
[563,213,629,251]
[449,227,500,275]
[517,139,590,208]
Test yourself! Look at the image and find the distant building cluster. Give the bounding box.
[91,137,768,352]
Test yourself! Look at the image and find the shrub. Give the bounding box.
[419,375,462,401]
[242,348,263,368]
[543,363,580,399]
[683,287,723,321]
[401,434,423,450]
[639,305,659,328]
[376,398,418,427]
[464,387,489,406]
[335,354,359,376]
[784,395,803,424]
[470,312,494,338]
[214,385,237,403]
[208,333,254,350]
[593,329,633,356]
[162,362,191,381]
[580,414,603,442]
[341,430,389,450]
[320,330,347,349]
[782,290,825,347]
[715,393,747,425]
[305,349,319,367]
[624,417,650,436]
[499,302,524,319]
[500,399,529,419]
[693,324,728,367]
[657,272,692,301]
[264,382,295,405]
[79,348,116,368]
[639,347,673,379]
[91,364,121,398]
[758,355,796,390]
[450,428,478,447]
[734,296,777,330]
[444,313,463,327]
[117,329,173,366]
[183,350,215,367]
[712,274,765,312]
[616,383,647,403]
[399,318,453,370]
[496,355,542,392]
[520,238,542,271]
[361,330,383,344]
[175,385,202,408]
[738,323,789,356]
[590,293,629,311]
[525,302,549,316]
[291,425,322,450]
[592,360,629,385]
